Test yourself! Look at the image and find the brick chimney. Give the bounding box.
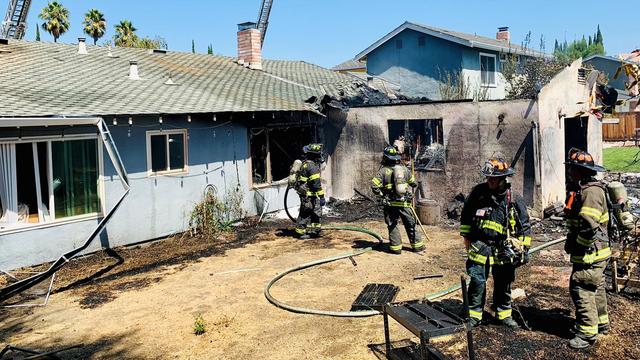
[237,22,262,70]
[496,27,510,43]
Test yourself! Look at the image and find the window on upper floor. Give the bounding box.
[418,35,426,47]
[480,53,497,87]
[396,39,403,49]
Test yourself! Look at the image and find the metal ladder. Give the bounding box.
[1,0,32,39]
[256,0,273,48]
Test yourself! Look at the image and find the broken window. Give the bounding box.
[250,126,313,186]
[480,53,496,86]
[388,119,445,171]
[146,130,188,175]
[0,138,101,231]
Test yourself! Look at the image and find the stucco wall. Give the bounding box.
[0,115,304,269]
[327,99,538,212]
[366,29,507,100]
[537,59,601,208]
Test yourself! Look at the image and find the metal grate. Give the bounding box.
[351,283,400,311]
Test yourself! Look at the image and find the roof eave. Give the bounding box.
[354,21,551,61]
[469,41,551,59]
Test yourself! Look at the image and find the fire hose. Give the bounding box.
[264,186,567,317]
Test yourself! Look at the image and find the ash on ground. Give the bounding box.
[324,194,383,223]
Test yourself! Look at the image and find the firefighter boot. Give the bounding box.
[569,336,594,349]
[498,317,519,329]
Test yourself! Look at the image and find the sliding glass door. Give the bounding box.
[52,139,99,219]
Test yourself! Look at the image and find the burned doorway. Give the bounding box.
[387,119,445,171]
[564,116,589,181]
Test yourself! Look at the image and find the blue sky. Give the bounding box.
[24,0,639,67]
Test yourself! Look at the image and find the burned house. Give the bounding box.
[327,59,603,214]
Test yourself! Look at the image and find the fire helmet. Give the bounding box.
[564,148,606,172]
[481,158,515,177]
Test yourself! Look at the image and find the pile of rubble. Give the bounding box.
[324,193,384,222]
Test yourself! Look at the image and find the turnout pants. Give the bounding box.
[466,258,516,322]
[384,206,423,253]
[295,196,322,236]
[570,260,609,339]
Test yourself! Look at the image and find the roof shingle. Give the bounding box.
[0,40,365,117]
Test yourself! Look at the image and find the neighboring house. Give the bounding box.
[584,54,640,112]
[353,21,550,100]
[0,27,372,269]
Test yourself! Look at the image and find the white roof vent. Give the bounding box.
[129,60,140,80]
[164,73,179,86]
[78,37,88,55]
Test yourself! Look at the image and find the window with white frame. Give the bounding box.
[480,53,497,86]
[0,137,101,230]
[146,130,188,175]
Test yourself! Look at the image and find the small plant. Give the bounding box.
[438,68,471,100]
[193,313,206,335]
[189,185,246,237]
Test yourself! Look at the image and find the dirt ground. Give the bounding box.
[1,218,639,359]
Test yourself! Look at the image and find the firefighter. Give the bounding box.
[293,143,325,239]
[371,145,424,254]
[563,148,611,349]
[460,158,532,328]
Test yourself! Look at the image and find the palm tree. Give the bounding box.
[83,9,106,45]
[114,20,137,47]
[38,1,70,43]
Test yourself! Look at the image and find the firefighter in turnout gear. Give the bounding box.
[371,145,424,254]
[292,144,325,239]
[564,148,611,349]
[460,158,532,328]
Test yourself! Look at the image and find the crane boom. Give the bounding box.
[256,0,273,48]
[1,0,32,39]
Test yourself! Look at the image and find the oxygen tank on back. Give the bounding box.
[393,164,409,196]
[288,159,303,187]
[607,181,636,232]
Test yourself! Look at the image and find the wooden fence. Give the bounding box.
[603,112,640,141]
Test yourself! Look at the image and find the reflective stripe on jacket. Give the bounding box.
[460,183,532,265]
[370,165,416,207]
[565,181,611,264]
[297,160,324,198]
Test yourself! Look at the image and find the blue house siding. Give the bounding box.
[0,116,301,269]
[583,57,627,91]
[367,29,465,99]
[365,29,507,100]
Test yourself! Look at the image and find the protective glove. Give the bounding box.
[378,198,390,207]
[319,197,326,207]
[564,234,576,254]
